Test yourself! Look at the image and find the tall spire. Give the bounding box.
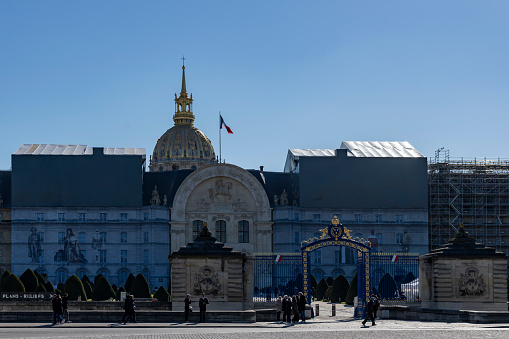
[180,56,187,98]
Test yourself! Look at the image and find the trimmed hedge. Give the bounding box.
[81,275,93,289]
[154,286,170,301]
[345,272,358,305]
[130,273,151,298]
[83,281,93,300]
[57,283,65,292]
[45,281,55,292]
[330,274,349,303]
[35,283,47,292]
[324,286,333,301]
[316,278,329,300]
[92,275,115,301]
[402,271,416,284]
[63,275,87,301]
[378,273,398,299]
[3,274,25,292]
[125,274,135,293]
[112,284,118,293]
[0,270,12,290]
[326,277,334,286]
[20,269,39,292]
[94,274,105,285]
[36,273,46,286]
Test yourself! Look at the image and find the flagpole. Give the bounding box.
[219,111,221,163]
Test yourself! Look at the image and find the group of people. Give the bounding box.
[121,295,137,324]
[274,292,306,324]
[51,293,69,325]
[184,293,209,323]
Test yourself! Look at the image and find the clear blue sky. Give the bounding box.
[1,1,508,171]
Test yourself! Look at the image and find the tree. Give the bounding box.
[115,286,126,301]
[92,275,115,301]
[35,283,47,292]
[345,272,358,305]
[286,279,296,295]
[310,274,318,292]
[94,274,105,285]
[0,270,12,290]
[402,271,416,284]
[36,273,46,286]
[45,281,55,292]
[63,275,87,301]
[330,275,350,303]
[57,283,65,292]
[112,284,118,293]
[83,281,93,300]
[130,273,151,298]
[378,273,398,299]
[125,274,135,292]
[316,278,329,300]
[81,275,93,289]
[324,286,333,301]
[20,269,39,292]
[3,274,25,292]
[154,286,170,301]
[326,277,334,286]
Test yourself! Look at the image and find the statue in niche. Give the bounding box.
[208,179,232,202]
[92,231,103,263]
[163,194,168,206]
[193,266,221,295]
[280,189,288,206]
[151,185,161,205]
[64,228,86,263]
[400,229,411,252]
[459,267,486,296]
[273,194,279,206]
[28,227,42,263]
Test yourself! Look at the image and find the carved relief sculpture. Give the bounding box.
[193,266,221,295]
[151,185,161,205]
[208,179,232,202]
[400,229,411,252]
[459,267,486,296]
[28,227,42,263]
[280,189,288,206]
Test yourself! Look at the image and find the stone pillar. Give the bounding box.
[419,224,507,311]
[170,222,187,253]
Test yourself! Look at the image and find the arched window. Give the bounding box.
[193,220,203,240]
[216,220,226,243]
[76,269,88,280]
[118,269,129,287]
[97,269,109,281]
[312,270,324,282]
[238,220,249,243]
[56,269,67,285]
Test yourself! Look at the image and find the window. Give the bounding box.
[313,214,321,221]
[100,232,107,244]
[238,220,249,243]
[37,232,45,243]
[144,232,149,243]
[376,233,383,245]
[345,248,355,264]
[78,232,86,244]
[36,213,44,221]
[215,220,226,243]
[121,232,127,243]
[77,270,87,280]
[192,220,203,240]
[143,213,149,221]
[58,213,65,221]
[99,250,107,263]
[121,250,127,263]
[294,232,300,243]
[56,270,67,284]
[58,232,65,244]
[313,250,322,264]
[376,214,383,223]
[99,213,107,222]
[355,214,362,223]
[335,250,341,264]
[119,270,129,285]
[313,270,323,282]
[396,233,403,245]
[144,250,149,264]
[78,213,86,222]
[55,250,64,263]
[120,213,128,221]
[294,213,299,221]
[396,215,403,223]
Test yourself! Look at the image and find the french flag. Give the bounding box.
[391,255,399,263]
[220,115,233,134]
[275,255,282,263]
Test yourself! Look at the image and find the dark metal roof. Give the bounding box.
[0,171,11,208]
[142,170,193,206]
[247,170,299,207]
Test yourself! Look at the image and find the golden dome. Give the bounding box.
[149,62,216,171]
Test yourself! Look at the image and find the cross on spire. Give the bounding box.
[181,55,186,68]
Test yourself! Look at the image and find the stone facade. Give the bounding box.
[0,207,11,275]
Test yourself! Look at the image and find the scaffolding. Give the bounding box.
[428,151,509,262]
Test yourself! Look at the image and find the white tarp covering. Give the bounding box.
[14,144,145,159]
[400,278,419,301]
[340,141,424,158]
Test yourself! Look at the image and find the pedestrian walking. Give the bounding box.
[274,296,282,322]
[198,293,209,323]
[297,292,306,322]
[283,295,292,323]
[121,295,137,323]
[52,294,64,324]
[362,297,376,326]
[62,293,69,323]
[291,295,299,323]
[184,294,192,322]
[373,295,380,320]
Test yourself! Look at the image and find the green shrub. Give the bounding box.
[130,273,151,298]
[3,274,25,292]
[310,274,318,292]
[402,272,417,284]
[57,283,65,292]
[316,278,329,300]
[0,270,12,290]
[81,275,93,289]
[92,275,115,301]
[324,286,333,301]
[371,286,379,297]
[20,269,39,292]
[378,273,398,299]
[345,272,358,305]
[116,286,126,301]
[94,274,105,285]
[330,274,349,303]
[55,288,61,295]
[36,273,46,286]
[45,281,55,292]
[35,283,47,292]
[112,284,118,293]
[125,274,135,292]
[83,281,93,300]
[153,286,170,301]
[63,275,87,301]
[326,277,334,286]
[286,279,296,295]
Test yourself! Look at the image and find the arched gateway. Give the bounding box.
[301,216,372,317]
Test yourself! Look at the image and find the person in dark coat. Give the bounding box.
[184,294,192,322]
[297,292,306,322]
[198,293,209,323]
[283,295,292,323]
[372,295,380,320]
[52,294,64,324]
[121,295,137,323]
[362,297,376,326]
[62,293,69,323]
[291,295,299,323]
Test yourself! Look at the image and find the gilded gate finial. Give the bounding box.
[332,215,340,226]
